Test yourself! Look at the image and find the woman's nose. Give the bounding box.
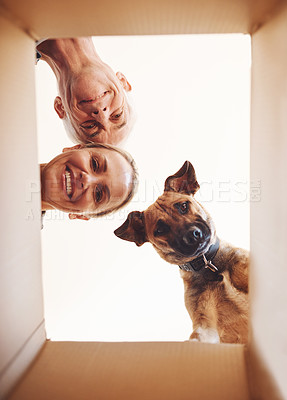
[79,171,99,188]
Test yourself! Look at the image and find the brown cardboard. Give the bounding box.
[0,0,284,38]
[249,2,287,399]
[8,341,250,400]
[0,15,45,400]
[1,0,287,399]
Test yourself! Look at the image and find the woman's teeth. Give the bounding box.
[65,170,72,197]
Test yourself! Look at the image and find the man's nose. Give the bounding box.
[92,107,108,117]
[91,96,111,118]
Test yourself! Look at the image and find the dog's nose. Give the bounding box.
[192,228,203,240]
[183,227,203,245]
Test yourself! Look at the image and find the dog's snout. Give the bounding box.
[168,219,212,258]
[192,227,203,240]
[183,226,204,245]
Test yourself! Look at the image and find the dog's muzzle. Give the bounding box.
[170,221,211,257]
[182,225,205,245]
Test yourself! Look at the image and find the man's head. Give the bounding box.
[41,143,138,220]
[54,66,135,146]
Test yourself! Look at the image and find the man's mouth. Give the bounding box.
[79,91,109,104]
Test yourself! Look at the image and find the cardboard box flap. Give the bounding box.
[249,2,287,399]
[9,341,250,400]
[0,0,284,38]
[0,15,45,400]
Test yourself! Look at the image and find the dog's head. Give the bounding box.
[114,161,216,265]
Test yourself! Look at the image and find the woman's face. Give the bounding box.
[41,147,133,217]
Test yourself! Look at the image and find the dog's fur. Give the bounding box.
[114,161,249,344]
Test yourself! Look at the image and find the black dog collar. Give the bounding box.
[179,237,220,274]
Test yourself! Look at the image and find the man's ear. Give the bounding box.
[54,96,66,119]
[164,161,200,195]
[62,144,83,153]
[114,211,147,246]
[69,213,90,221]
[116,72,132,92]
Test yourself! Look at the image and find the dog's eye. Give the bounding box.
[174,201,189,215]
[154,220,170,237]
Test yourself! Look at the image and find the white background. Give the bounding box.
[36,34,251,341]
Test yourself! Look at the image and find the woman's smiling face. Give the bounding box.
[41,147,134,217]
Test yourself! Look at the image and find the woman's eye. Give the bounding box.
[95,186,103,203]
[91,158,99,172]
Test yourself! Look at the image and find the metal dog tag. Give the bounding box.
[203,255,219,273]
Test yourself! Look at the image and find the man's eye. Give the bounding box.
[91,158,99,172]
[95,186,103,203]
[112,111,123,120]
[81,121,97,130]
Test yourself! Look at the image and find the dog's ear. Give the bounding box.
[164,161,200,195]
[114,211,147,247]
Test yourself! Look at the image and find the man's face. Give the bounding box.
[56,67,132,145]
[41,147,133,216]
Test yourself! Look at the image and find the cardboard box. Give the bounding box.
[0,0,287,398]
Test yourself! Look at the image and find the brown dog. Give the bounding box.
[114,161,249,344]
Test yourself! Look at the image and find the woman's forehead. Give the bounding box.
[89,147,128,165]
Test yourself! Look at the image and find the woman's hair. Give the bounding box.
[80,143,138,218]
